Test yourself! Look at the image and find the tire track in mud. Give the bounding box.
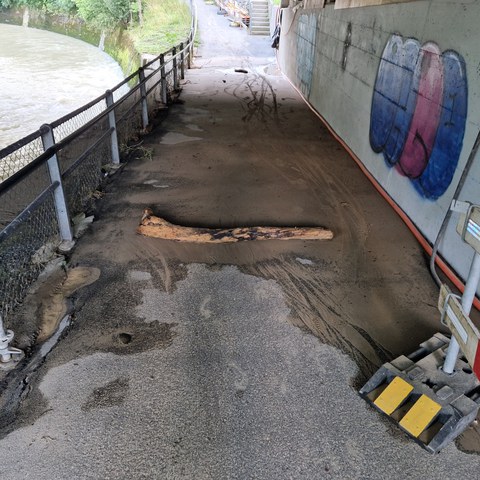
[222,64,279,125]
[263,147,371,281]
[246,259,390,379]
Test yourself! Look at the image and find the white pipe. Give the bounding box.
[0,315,14,363]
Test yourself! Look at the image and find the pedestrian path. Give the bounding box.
[1,1,480,477]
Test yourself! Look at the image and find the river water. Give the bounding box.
[0,23,126,150]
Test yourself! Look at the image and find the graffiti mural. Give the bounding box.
[369,34,468,200]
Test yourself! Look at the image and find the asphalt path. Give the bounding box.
[1,2,480,479]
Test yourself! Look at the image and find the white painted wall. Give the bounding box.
[278,0,480,287]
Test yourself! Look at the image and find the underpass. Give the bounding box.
[1,1,480,477]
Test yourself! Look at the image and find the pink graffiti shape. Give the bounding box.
[398,42,444,178]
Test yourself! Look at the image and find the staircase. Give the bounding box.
[249,0,270,36]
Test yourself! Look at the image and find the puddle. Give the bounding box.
[258,64,282,76]
[144,180,170,188]
[37,267,101,343]
[81,377,129,412]
[160,132,202,145]
[39,315,71,358]
[128,270,152,281]
[296,257,314,266]
[118,333,133,344]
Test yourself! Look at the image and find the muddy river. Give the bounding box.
[0,23,126,149]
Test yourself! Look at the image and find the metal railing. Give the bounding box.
[0,3,197,326]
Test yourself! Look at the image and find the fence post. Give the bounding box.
[138,67,149,129]
[160,54,167,104]
[40,124,73,243]
[105,90,120,164]
[172,47,178,89]
[180,42,185,80]
[189,34,194,67]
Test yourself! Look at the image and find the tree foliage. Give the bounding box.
[75,0,130,29]
[0,0,138,31]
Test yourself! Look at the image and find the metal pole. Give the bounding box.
[160,53,167,104]
[443,252,480,373]
[138,67,149,129]
[180,42,185,80]
[105,90,120,164]
[189,35,194,67]
[40,124,73,242]
[172,47,178,89]
[187,34,192,69]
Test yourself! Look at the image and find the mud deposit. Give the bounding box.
[37,266,101,342]
[64,32,449,444]
[3,1,480,470]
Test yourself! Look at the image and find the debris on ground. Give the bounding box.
[137,208,333,243]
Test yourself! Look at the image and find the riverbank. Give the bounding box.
[0,8,140,77]
[0,0,192,77]
[0,23,128,148]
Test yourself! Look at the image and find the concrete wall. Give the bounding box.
[278,0,480,286]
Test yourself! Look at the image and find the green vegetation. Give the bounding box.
[0,0,192,55]
[75,0,130,30]
[128,0,191,54]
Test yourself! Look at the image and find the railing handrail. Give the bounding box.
[0,130,42,159]
[0,0,197,182]
[0,0,198,331]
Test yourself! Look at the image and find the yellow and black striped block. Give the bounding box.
[372,376,441,439]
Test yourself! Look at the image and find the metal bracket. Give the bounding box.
[450,199,470,214]
[440,291,462,327]
[0,316,24,371]
[455,204,480,252]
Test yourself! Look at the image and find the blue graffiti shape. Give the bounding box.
[370,35,420,166]
[415,51,468,199]
[369,35,468,200]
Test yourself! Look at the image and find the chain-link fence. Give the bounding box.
[0,4,197,327]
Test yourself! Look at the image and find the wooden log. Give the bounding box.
[137,209,334,243]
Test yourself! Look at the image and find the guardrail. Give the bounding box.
[0,3,197,327]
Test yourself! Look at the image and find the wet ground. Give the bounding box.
[2,1,480,477]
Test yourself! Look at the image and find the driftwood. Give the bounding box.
[137,209,333,243]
